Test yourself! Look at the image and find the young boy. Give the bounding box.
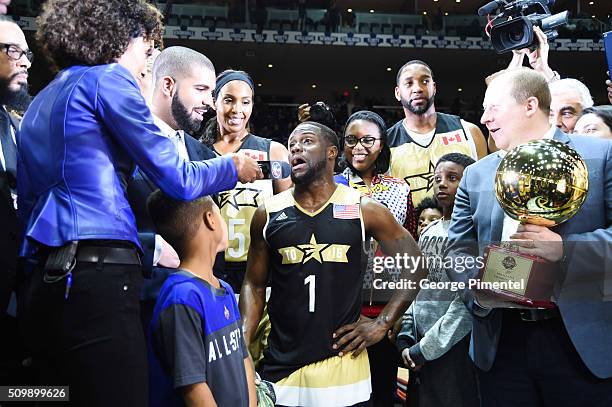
[147,191,257,407]
[415,196,443,237]
[397,153,478,407]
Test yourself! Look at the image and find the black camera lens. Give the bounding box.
[485,1,569,54]
[490,17,532,53]
[508,25,525,43]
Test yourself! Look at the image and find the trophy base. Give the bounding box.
[478,245,556,309]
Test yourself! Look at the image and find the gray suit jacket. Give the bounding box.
[446,129,612,378]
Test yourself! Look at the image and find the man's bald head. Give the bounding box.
[489,67,551,115]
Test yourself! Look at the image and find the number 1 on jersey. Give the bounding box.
[304,275,315,313]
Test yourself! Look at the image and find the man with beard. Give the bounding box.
[240,122,427,407]
[388,60,487,206]
[127,46,220,329]
[0,15,31,384]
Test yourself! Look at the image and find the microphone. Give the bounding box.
[478,0,503,16]
[258,160,291,179]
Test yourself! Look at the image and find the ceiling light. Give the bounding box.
[257,83,262,87]
[369,9,375,13]
[267,63,273,68]
[444,12,449,15]
[311,84,317,88]
[354,85,359,90]
[347,8,353,12]
[386,67,392,71]
[589,1,594,4]
[458,88,463,92]
[423,11,427,15]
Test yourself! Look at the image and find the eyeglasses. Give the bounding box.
[0,43,34,63]
[344,136,382,148]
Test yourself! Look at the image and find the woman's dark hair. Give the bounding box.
[37,0,163,70]
[339,110,391,175]
[201,69,254,147]
[579,105,612,134]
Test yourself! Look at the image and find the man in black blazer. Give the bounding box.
[0,16,32,383]
[127,46,222,328]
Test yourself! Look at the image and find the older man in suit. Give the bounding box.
[127,46,224,326]
[446,67,612,406]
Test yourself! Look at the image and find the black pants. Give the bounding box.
[405,336,479,407]
[17,251,147,407]
[368,336,402,407]
[477,310,612,407]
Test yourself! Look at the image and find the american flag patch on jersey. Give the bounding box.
[333,203,360,219]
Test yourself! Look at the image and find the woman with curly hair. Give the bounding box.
[16,1,261,405]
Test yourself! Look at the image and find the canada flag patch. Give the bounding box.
[441,133,462,145]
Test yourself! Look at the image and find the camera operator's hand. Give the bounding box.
[231,153,264,184]
[297,103,311,122]
[606,71,612,105]
[0,0,11,14]
[509,48,528,69]
[509,27,556,82]
[526,27,556,82]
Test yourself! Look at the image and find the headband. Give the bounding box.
[213,71,255,99]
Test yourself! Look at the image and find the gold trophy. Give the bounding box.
[479,139,588,307]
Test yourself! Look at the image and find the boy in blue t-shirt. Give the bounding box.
[147,191,256,407]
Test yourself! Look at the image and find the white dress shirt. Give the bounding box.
[153,114,189,160]
[151,115,190,265]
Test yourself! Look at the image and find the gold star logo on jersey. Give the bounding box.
[405,160,435,193]
[218,188,262,212]
[297,234,328,264]
[224,305,230,320]
[278,235,350,265]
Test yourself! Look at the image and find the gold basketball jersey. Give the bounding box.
[388,113,477,206]
[216,135,274,264]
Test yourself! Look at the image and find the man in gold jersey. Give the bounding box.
[388,60,488,206]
